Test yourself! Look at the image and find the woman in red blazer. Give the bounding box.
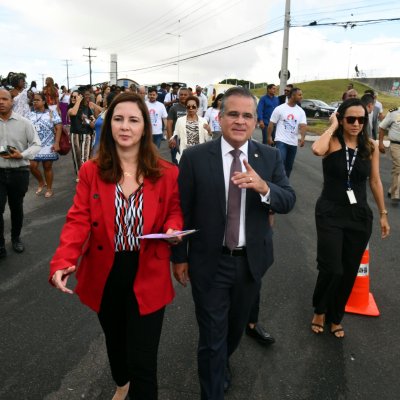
[50,93,183,400]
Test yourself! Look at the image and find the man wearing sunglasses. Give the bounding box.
[278,83,293,105]
[167,87,189,164]
[378,105,400,202]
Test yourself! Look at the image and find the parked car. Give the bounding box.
[330,101,342,109]
[301,99,336,118]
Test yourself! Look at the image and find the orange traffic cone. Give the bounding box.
[345,244,380,316]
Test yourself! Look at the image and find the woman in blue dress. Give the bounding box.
[28,93,62,198]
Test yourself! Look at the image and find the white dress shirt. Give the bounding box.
[221,137,271,247]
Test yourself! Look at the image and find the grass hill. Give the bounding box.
[252,79,399,111]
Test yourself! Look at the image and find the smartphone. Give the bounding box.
[0,145,15,155]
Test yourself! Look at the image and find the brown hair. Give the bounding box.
[185,95,200,107]
[44,77,58,99]
[95,93,161,182]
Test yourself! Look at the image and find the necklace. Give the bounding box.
[34,110,45,123]
[123,171,135,177]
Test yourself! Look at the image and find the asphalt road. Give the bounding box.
[1,130,399,400]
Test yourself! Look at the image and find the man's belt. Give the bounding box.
[222,246,247,257]
[391,140,400,145]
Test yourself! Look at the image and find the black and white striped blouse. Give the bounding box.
[114,183,144,252]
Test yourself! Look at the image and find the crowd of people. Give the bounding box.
[0,70,396,399]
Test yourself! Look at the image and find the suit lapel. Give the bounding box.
[142,177,159,235]
[209,138,226,216]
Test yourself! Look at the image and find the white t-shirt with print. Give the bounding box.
[270,103,307,146]
[204,107,221,132]
[146,100,168,135]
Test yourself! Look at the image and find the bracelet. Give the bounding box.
[380,209,388,215]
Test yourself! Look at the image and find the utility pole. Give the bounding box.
[64,59,72,89]
[279,0,291,95]
[40,74,45,90]
[83,46,97,86]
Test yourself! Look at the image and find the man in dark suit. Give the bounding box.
[172,87,296,400]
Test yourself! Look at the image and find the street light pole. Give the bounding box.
[111,61,118,82]
[166,32,181,82]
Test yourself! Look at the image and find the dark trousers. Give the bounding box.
[312,207,372,324]
[274,141,297,178]
[152,134,163,149]
[261,124,275,144]
[98,251,165,400]
[191,254,260,400]
[170,147,178,165]
[0,168,29,246]
[248,292,260,323]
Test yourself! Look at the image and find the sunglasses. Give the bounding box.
[186,104,197,110]
[344,116,367,124]
[71,96,77,99]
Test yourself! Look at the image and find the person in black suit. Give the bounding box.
[278,83,293,105]
[172,87,296,400]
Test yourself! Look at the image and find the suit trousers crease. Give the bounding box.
[312,208,372,324]
[98,251,165,400]
[191,254,260,400]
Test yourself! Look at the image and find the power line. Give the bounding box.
[114,16,400,75]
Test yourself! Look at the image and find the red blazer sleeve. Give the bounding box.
[49,162,94,281]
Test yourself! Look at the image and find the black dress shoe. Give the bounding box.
[246,324,276,345]
[0,246,6,258]
[12,238,24,253]
[224,362,232,393]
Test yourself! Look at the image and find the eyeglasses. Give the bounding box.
[186,104,197,110]
[344,116,367,124]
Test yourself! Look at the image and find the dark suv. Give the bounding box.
[301,99,336,118]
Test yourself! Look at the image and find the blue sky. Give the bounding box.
[0,0,399,89]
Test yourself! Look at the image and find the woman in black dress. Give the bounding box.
[310,98,390,338]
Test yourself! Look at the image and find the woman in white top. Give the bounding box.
[171,95,212,163]
[204,93,223,139]
[10,73,31,118]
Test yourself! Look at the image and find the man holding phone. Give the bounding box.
[0,89,41,257]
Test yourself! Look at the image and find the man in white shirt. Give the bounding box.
[194,85,208,117]
[267,87,307,178]
[164,83,180,111]
[146,87,168,148]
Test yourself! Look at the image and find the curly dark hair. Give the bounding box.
[334,98,374,159]
[9,72,27,88]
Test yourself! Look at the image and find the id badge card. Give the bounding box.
[347,189,357,204]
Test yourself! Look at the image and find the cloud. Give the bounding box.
[0,0,399,88]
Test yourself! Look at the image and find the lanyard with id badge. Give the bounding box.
[345,145,358,204]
